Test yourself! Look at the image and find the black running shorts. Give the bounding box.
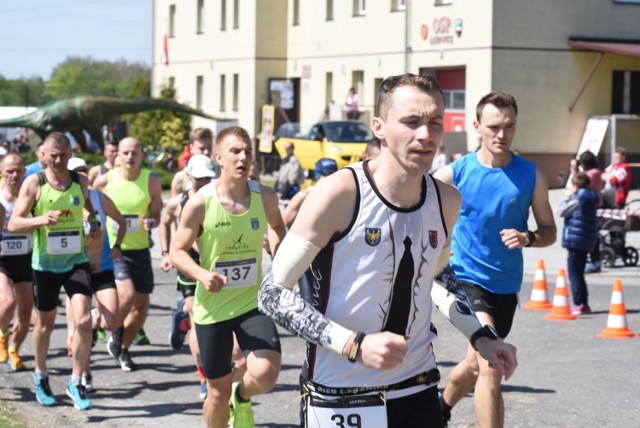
[33,263,92,312]
[195,308,281,379]
[461,282,518,338]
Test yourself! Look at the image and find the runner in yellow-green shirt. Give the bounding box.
[171,126,286,428]
[93,136,162,372]
[9,132,100,410]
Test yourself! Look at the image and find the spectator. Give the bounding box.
[602,146,632,208]
[274,142,304,200]
[344,87,360,120]
[429,143,449,174]
[579,151,604,273]
[558,172,599,315]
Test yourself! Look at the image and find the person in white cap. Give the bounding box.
[65,156,127,392]
[159,154,218,400]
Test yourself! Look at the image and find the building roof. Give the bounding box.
[569,37,640,58]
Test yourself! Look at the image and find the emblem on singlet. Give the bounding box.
[251,218,260,230]
[364,227,381,246]
[429,230,438,249]
[73,196,80,206]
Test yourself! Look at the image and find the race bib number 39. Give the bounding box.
[213,258,258,288]
[307,392,387,428]
[47,230,81,255]
[1,235,29,256]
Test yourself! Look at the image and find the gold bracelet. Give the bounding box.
[347,332,366,363]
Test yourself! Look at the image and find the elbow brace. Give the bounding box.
[258,233,353,354]
[431,265,482,340]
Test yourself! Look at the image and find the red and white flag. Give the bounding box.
[162,33,170,66]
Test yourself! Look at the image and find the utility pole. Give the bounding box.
[404,0,411,73]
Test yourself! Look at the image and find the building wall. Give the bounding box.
[152,0,640,187]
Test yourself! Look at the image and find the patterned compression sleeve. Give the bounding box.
[431,265,483,340]
[259,268,352,353]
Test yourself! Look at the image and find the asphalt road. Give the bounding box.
[1,188,640,427]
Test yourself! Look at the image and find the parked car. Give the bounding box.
[274,120,373,172]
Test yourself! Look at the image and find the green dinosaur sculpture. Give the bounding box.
[0,95,228,151]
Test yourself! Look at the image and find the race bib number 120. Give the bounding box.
[306,392,387,428]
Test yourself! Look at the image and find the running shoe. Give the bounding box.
[133,328,151,346]
[34,373,57,406]
[66,379,92,410]
[230,382,254,428]
[169,309,190,350]
[81,374,94,393]
[199,380,208,400]
[118,349,137,372]
[0,334,8,363]
[439,390,451,427]
[107,333,121,359]
[7,351,25,371]
[96,328,107,341]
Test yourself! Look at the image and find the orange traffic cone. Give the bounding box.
[525,259,552,310]
[598,279,637,339]
[545,269,577,321]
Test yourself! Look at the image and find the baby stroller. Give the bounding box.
[596,201,640,267]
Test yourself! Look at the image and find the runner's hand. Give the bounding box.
[198,271,228,292]
[358,331,407,370]
[475,338,518,380]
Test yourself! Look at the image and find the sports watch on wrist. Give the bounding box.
[525,230,536,247]
[470,325,499,351]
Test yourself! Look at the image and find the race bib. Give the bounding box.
[213,258,258,288]
[1,235,29,256]
[112,215,140,234]
[306,391,387,428]
[47,230,81,255]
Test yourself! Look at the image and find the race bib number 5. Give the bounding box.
[47,230,81,255]
[306,392,387,428]
[213,258,258,288]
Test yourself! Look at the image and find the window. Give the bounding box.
[326,0,333,20]
[221,0,227,30]
[233,73,239,111]
[373,78,383,114]
[325,72,333,106]
[293,0,299,25]
[220,75,226,111]
[612,71,640,114]
[169,4,176,37]
[442,90,465,111]
[233,0,239,29]
[392,0,406,11]
[197,0,205,34]
[353,0,366,16]
[196,76,204,110]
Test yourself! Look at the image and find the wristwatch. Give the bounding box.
[470,325,499,351]
[525,230,536,247]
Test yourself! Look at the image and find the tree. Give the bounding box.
[0,75,52,106]
[47,56,149,98]
[125,78,191,149]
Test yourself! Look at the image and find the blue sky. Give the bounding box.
[0,0,152,80]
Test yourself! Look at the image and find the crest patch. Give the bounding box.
[365,227,381,246]
[429,230,438,249]
[251,218,260,230]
